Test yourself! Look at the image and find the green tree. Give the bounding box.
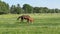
[16,4,24,14]
[10,4,23,14]
[0,1,9,14]
[10,5,16,14]
[55,8,59,13]
[33,7,40,13]
[42,7,48,13]
[22,4,33,13]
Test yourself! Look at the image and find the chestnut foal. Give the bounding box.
[17,15,34,24]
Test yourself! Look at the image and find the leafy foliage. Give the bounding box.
[22,4,33,13]
[0,1,9,14]
[0,1,60,14]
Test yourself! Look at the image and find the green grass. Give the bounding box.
[0,13,60,34]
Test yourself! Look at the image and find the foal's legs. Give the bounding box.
[21,18,24,22]
[27,19,30,23]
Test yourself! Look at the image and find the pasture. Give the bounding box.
[0,13,60,34]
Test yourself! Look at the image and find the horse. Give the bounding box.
[17,15,33,23]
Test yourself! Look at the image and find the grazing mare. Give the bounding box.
[17,15,33,23]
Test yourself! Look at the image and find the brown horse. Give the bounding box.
[17,15,33,23]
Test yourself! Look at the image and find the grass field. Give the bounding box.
[0,13,60,34]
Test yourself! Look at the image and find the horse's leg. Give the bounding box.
[21,18,24,22]
[27,19,30,24]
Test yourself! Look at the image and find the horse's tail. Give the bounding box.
[17,16,21,20]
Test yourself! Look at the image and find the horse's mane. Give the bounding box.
[17,16,21,20]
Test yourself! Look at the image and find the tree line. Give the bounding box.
[0,1,60,14]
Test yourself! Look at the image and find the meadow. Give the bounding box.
[0,13,60,34]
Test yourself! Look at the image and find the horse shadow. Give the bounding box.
[15,21,29,25]
[15,21,27,24]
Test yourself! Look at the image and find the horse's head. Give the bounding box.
[28,17,34,23]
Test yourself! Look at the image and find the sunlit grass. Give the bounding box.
[0,13,60,34]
